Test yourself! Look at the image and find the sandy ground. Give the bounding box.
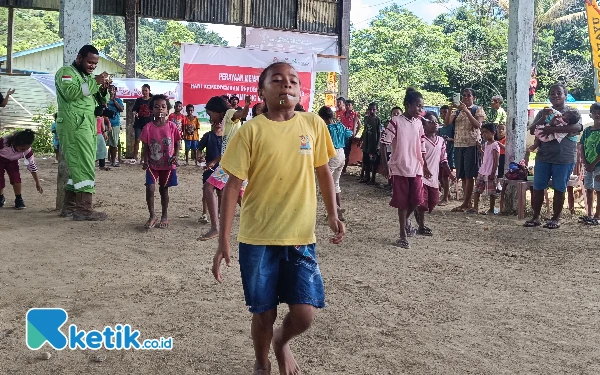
[1,158,600,375]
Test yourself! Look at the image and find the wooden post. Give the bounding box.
[56,0,93,210]
[125,0,137,159]
[502,0,534,214]
[338,0,351,98]
[6,7,14,74]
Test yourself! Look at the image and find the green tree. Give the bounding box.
[0,9,61,56]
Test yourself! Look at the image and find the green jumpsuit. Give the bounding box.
[54,64,108,193]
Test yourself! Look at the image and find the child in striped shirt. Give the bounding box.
[0,129,43,209]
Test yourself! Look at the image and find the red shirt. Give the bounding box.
[339,110,358,131]
[498,136,506,155]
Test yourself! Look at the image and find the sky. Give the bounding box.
[203,0,460,46]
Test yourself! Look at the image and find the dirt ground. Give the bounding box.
[1,158,600,375]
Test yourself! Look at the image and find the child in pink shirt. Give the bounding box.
[416,112,455,235]
[0,129,43,209]
[380,88,430,249]
[471,123,500,215]
[140,94,182,229]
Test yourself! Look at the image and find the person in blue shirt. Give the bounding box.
[51,113,59,164]
[106,85,124,167]
[319,105,352,221]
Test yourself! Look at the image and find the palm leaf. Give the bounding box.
[547,10,586,27]
[539,0,579,27]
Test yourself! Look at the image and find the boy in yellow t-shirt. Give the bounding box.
[212,62,345,375]
[184,104,201,166]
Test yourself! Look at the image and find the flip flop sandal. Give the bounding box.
[417,227,433,236]
[479,210,495,215]
[585,218,599,226]
[523,220,541,227]
[465,209,477,214]
[543,220,561,229]
[198,233,219,241]
[394,238,410,249]
[112,162,120,167]
[144,218,158,229]
[159,218,170,228]
[451,207,466,212]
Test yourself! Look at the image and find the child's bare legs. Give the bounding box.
[488,195,496,214]
[145,184,156,227]
[595,191,600,219]
[159,186,169,228]
[440,176,450,204]
[272,304,315,375]
[398,205,416,240]
[551,191,566,222]
[368,163,378,184]
[415,209,425,230]
[55,151,60,162]
[567,186,575,214]
[199,183,219,239]
[472,191,481,212]
[133,139,141,160]
[202,194,208,216]
[252,309,277,374]
[192,149,198,166]
[184,148,190,165]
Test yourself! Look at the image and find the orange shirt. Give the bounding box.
[498,136,506,155]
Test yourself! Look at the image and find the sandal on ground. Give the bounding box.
[112,162,120,167]
[394,238,410,249]
[451,206,466,213]
[524,219,541,227]
[584,218,599,226]
[417,227,433,236]
[197,232,218,241]
[465,208,477,214]
[159,218,170,228]
[144,217,158,229]
[543,220,561,229]
[479,210,495,216]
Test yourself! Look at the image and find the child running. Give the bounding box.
[360,102,382,185]
[212,62,344,375]
[0,129,43,209]
[197,95,250,241]
[579,102,600,225]
[197,118,223,225]
[183,104,201,166]
[319,105,352,222]
[415,111,455,235]
[140,94,181,229]
[470,123,500,215]
[380,87,430,249]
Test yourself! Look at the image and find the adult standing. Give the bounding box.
[446,88,486,212]
[106,85,124,167]
[524,84,582,229]
[55,44,110,220]
[132,84,152,163]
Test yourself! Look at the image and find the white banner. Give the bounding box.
[245,27,340,73]
[31,74,179,100]
[180,44,316,119]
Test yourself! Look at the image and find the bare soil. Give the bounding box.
[1,159,600,374]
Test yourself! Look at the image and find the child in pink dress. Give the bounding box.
[471,123,500,215]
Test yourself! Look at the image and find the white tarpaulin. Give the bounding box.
[31,74,179,100]
[245,27,340,73]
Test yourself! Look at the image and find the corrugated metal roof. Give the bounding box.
[93,0,124,16]
[251,0,297,30]
[0,0,59,11]
[186,0,240,25]
[0,41,63,61]
[299,0,337,35]
[0,0,340,36]
[141,0,186,20]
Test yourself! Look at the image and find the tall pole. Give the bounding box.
[7,7,14,74]
[125,0,137,159]
[339,0,351,98]
[56,0,93,210]
[503,0,535,213]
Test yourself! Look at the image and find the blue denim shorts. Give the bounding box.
[533,161,575,193]
[584,166,600,191]
[238,243,325,314]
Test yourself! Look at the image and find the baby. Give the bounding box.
[529,109,580,152]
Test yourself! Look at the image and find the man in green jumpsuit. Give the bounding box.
[55,45,110,220]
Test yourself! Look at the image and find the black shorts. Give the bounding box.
[454,146,480,180]
[343,137,353,159]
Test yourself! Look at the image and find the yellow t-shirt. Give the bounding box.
[221,112,335,245]
[222,108,241,155]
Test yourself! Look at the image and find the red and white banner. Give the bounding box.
[31,74,178,100]
[180,44,316,122]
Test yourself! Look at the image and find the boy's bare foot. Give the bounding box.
[198,228,219,241]
[254,361,272,375]
[159,217,169,228]
[272,327,301,375]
